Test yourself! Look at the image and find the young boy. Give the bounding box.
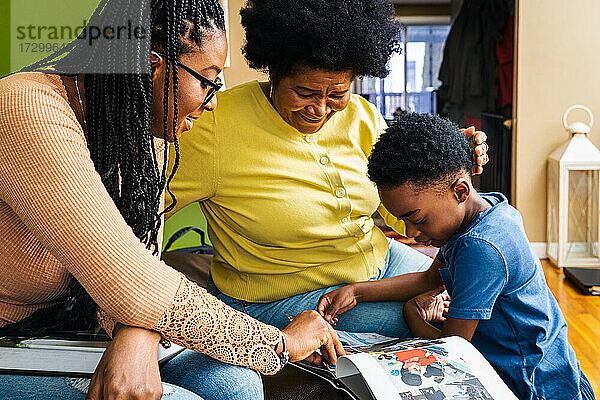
[317,113,595,400]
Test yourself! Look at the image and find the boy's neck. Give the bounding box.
[456,190,491,235]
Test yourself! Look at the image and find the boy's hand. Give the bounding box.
[407,289,450,323]
[317,284,359,325]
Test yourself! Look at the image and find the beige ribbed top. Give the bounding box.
[0,72,282,374]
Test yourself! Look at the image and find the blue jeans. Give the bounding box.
[0,375,200,400]
[160,350,263,400]
[0,351,263,400]
[208,239,433,338]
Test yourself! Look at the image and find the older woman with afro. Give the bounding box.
[167,0,488,337]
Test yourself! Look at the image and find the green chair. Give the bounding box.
[162,203,212,252]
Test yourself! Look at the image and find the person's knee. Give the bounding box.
[384,243,433,276]
[207,365,263,400]
[161,351,264,400]
[161,383,204,400]
[232,368,263,399]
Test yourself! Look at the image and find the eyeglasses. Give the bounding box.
[155,52,223,106]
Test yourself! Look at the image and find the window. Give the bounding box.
[356,25,450,119]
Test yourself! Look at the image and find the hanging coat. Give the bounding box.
[438,0,509,115]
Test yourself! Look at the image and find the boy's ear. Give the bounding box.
[451,178,470,204]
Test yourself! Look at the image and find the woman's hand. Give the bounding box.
[407,289,450,324]
[86,325,163,400]
[461,126,489,175]
[282,310,346,366]
[317,284,359,325]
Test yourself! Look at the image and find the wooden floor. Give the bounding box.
[542,260,600,395]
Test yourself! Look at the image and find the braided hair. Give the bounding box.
[1,0,225,336]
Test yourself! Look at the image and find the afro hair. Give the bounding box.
[240,0,400,80]
[368,113,474,191]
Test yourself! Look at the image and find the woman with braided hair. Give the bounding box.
[0,0,344,399]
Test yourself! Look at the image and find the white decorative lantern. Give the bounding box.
[547,105,600,268]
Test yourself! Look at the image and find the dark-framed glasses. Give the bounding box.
[155,52,223,106]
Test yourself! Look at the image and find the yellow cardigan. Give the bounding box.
[166,80,405,302]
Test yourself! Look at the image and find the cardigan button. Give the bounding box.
[319,156,330,165]
[341,217,350,224]
[335,187,346,198]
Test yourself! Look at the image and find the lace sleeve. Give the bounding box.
[98,276,283,375]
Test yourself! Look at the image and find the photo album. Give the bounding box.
[292,331,517,400]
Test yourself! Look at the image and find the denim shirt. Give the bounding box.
[437,193,582,400]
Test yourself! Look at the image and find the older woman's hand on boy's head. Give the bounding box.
[317,284,360,325]
[461,126,489,175]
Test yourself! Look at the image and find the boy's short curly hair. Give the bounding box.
[368,113,473,191]
[240,0,400,80]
